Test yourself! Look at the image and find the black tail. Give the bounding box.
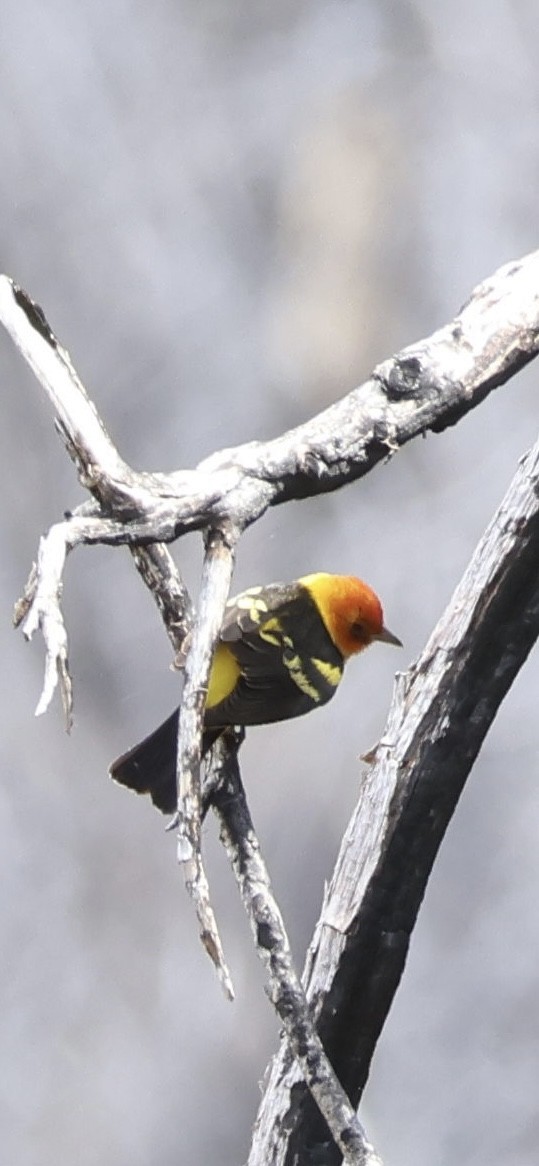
[109,710,180,814]
[109,712,222,815]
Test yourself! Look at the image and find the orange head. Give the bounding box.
[300,572,402,659]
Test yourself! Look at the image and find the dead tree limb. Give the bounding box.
[210,737,381,1166]
[129,555,380,1161]
[3,248,538,723]
[1,250,539,1164]
[169,524,238,1001]
[248,436,539,1165]
[0,250,538,553]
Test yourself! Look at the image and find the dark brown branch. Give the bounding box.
[248,437,539,1164]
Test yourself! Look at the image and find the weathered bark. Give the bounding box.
[2,251,538,1164]
[248,438,539,1164]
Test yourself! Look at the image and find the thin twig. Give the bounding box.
[13,525,73,725]
[130,542,237,997]
[0,278,130,492]
[130,543,194,655]
[169,524,239,1000]
[12,509,186,722]
[210,736,382,1165]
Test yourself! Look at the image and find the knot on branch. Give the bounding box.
[13,284,56,348]
[375,353,426,400]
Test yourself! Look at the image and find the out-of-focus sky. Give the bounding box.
[0,3,537,1164]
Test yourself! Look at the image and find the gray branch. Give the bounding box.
[209,738,381,1166]
[3,249,539,723]
[169,525,238,1002]
[2,250,539,1164]
[248,436,539,1164]
[129,548,379,1159]
[0,250,538,551]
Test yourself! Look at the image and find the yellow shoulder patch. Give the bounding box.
[234,592,269,623]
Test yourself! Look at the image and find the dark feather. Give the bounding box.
[110,580,343,814]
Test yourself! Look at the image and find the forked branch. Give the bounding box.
[2,251,539,1165]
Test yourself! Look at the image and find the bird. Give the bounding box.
[109,572,401,815]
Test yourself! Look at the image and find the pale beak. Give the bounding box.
[376,626,402,648]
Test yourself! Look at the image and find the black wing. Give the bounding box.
[219,582,301,641]
[205,581,337,729]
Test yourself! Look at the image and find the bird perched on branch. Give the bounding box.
[109,572,401,814]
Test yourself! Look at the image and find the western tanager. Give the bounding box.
[110,572,401,813]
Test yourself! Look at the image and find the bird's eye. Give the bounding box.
[351,621,370,644]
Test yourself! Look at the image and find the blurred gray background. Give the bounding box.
[0,2,538,1164]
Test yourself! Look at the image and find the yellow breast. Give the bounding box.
[206,643,241,710]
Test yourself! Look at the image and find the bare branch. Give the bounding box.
[210,737,382,1166]
[170,525,239,1001]
[11,509,183,722]
[4,251,539,723]
[0,277,130,497]
[13,527,73,724]
[127,544,381,1155]
[128,542,236,997]
[2,253,538,1162]
[249,437,539,1164]
[125,542,384,1154]
[130,544,194,652]
[1,252,538,553]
